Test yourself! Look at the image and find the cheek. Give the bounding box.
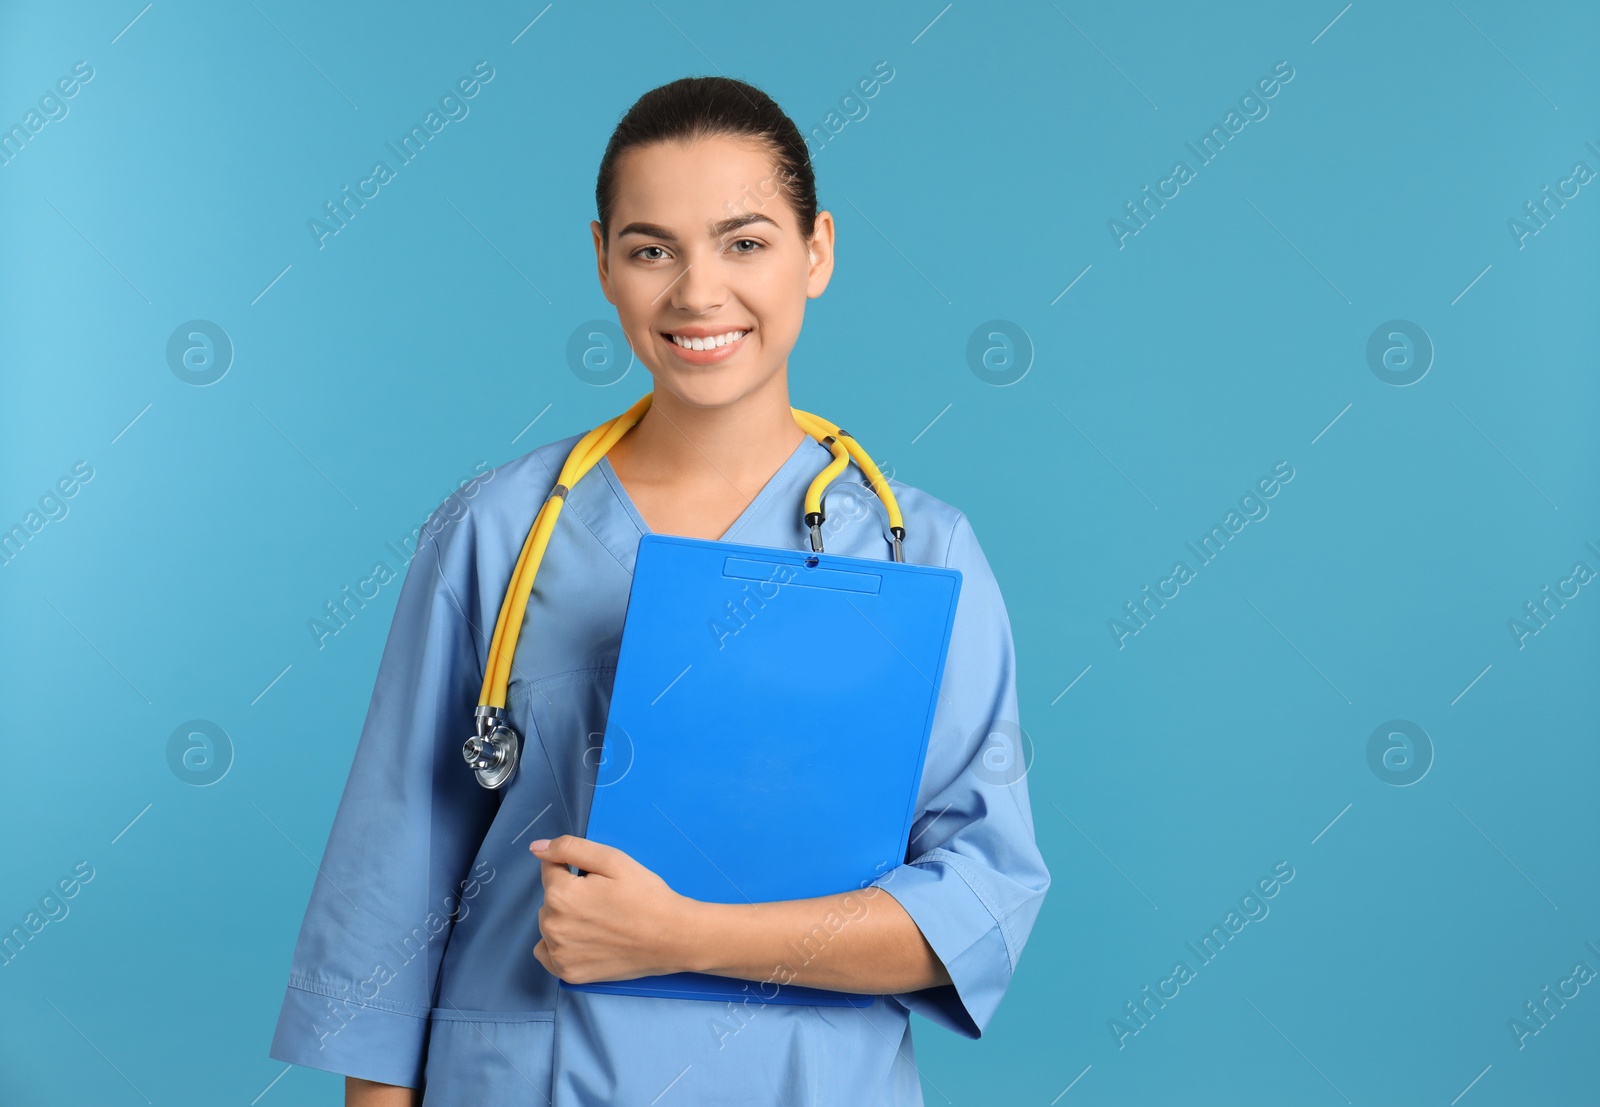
[749,270,808,331]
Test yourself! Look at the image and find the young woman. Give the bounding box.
[269,76,1050,1106]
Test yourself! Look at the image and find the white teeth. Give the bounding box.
[669,329,747,351]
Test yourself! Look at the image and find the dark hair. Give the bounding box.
[595,76,817,250]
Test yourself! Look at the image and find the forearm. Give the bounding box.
[345,1076,418,1107]
[678,885,952,994]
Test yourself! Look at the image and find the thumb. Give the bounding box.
[530,834,626,876]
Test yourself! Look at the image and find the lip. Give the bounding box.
[658,327,750,366]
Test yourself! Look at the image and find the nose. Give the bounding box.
[663,256,727,315]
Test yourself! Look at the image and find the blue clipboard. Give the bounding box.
[561,532,962,1006]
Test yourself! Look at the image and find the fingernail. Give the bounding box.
[530,838,550,851]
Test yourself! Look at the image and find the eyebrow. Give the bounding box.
[616,212,781,243]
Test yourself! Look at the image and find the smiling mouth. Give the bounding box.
[660,328,750,351]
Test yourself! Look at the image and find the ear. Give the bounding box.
[805,210,836,300]
[591,220,616,305]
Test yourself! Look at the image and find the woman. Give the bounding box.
[269,75,1050,1106]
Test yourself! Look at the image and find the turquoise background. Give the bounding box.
[2,1,1597,1103]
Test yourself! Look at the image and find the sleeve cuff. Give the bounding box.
[869,847,1017,1039]
[268,980,429,1088]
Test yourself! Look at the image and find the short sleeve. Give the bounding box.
[268,518,498,1087]
[868,511,1051,1038]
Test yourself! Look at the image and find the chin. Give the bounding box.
[651,368,765,410]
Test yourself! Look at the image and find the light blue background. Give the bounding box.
[2,2,1596,1104]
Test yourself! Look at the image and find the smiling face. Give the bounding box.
[591,134,834,410]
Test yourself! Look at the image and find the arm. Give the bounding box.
[855,511,1051,1037]
[681,885,953,994]
[531,513,1048,1030]
[680,514,1048,1015]
[268,520,499,1085]
[532,836,953,993]
[346,1076,420,1107]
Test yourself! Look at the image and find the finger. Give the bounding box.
[539,855,577,889]
[532,938,550,973]
[530,834,629,877]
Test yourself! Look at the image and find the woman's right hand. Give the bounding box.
[346,1075,420,1106]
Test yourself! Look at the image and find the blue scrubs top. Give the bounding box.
[268,430,1051,1105]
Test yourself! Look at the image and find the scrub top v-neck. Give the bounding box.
[596,432,813,544]
[268,427,1051,1107]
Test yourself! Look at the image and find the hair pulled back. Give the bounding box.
[595,76,817,248]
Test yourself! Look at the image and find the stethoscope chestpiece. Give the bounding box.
[462,705,519,789]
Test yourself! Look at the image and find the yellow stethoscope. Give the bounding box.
[462,391,906,788]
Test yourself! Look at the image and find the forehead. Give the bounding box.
[610,134,784,224]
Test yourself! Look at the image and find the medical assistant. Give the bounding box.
[268,429,1052,1106]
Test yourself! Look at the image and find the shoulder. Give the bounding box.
[865,470,1010,627]
[858,469,982,572]
[411,433,586,560]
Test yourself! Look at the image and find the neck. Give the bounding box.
[614,371,810,491]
